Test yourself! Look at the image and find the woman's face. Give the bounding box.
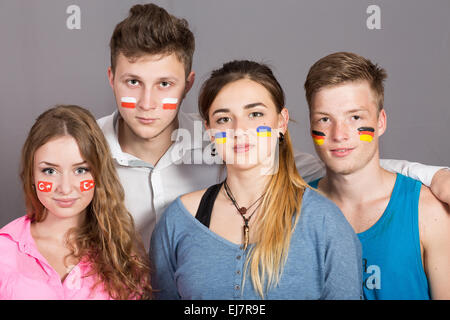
[33,135,95,222]
[206,78,289,172]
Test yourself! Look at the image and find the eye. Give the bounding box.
[249,111,264,118]
[216,117,231,124]
[318,117,330,123]
[42,168,56,175]
[159,81,171,88]
[127,79,140,87]
[75,167,90,175]
[352,115,361,120]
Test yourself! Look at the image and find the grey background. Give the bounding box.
[1,0,449,227]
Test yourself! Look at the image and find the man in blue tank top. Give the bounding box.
[304,52,450,299]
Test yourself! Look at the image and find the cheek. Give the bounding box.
[120,96,137,109]
[311,130,326,146]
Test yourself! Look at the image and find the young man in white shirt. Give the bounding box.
[98,4,450,250]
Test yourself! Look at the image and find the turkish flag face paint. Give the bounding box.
[80,180,95,192]
[121,97,137,109]
[162,98,178,110]
[37,181,53,192]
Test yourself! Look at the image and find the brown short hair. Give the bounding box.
[109,3,195,76]
[304,52,387,112]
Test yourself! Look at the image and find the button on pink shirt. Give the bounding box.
[0,216,112,300]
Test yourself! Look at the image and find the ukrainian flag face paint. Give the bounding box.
[215,131,227,144]
[256,126,272,137]
[358,127,375,142]
[311,130,326,146]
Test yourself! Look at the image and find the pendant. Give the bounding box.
[239,207,247,215]
[243,225,249,250]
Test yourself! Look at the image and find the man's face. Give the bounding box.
[108,52,194,141]
[309,81,386,175]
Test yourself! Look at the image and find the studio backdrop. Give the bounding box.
[1,0,449,226]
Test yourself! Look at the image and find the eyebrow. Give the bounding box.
[211,102,268,116]
[38,161,87,167]
[311,107,369,116]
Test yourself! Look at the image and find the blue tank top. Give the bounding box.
[310,174,430,300]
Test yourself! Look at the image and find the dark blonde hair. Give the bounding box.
[20,105,152,299]
[199,60,309,298]
[109,3,195,76]
[304,52,387,112]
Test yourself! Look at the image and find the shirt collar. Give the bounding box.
[0,216,38,255]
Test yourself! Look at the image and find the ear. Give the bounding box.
[377,109,387,137]
[107,66,115,89]
[278,107,290,134]
[184,71,196,95]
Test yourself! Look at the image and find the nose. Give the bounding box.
[56,173,74,195]
[330,121,349,142]
[138,88,157,111]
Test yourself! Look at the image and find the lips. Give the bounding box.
[329,147,355,157]
[136,116,157,124]
[233,143,253,153]
[53,198,78,208]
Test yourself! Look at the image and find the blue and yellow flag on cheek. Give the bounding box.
[257,126,272,137]
[215,131,227,144]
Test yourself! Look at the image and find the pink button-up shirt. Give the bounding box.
[0,216,112,300]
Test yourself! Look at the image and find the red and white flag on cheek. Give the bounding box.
[80,180,95,192]
[121,97,137,109]
[162,98,178,110]
[37,181,53,192]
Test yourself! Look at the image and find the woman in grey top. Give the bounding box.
[150,60,362,300]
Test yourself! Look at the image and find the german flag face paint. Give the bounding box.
[256,126,272,137]
[80,180,95,192]
[215,131,227,144]
[162,98,178,110]
[121,97,136,109]
[37,181,53,192]
[358,127,375,142]
[311,130,326,146]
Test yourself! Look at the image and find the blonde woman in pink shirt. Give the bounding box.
[0,105,152,299]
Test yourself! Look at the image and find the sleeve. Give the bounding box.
[149,213,181,300]
[380,159,448,187]
[321,207,363,300]
[293,149,326,183]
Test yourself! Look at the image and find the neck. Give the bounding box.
[224,165,269,207]
[118,116,179,166]
[321,155,392,205]
[32,210,86,244]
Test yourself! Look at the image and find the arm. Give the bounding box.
[149,216,181,300]
[380,159,450,205]
[418,186,450,299]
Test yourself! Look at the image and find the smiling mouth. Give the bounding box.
[53,198,78,208]
[233,144,254,153]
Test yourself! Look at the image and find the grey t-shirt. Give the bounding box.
[150,187,363,300]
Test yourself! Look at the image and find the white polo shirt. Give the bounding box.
[98,110,444,250]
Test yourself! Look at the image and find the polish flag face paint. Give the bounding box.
[121,97,137,109]
[80,180,95,192]
[215,131,227,144]
[162,98,178,110]
[37,181,53,192]
[311,130,326,146]
[358,127,375,142]
[257,126,272,137]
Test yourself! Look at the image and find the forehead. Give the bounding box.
[34,136,84,165]
[211,78,276,110]
[114,52,186,79]
[311,81,377,114]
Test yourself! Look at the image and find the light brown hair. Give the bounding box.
[109,3,195,76]
[304,52,387,112]
[199,60,309,298]
[20,105,152,299]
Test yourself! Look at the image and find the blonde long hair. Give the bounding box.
[199,60,309,298]
[20,105,152,299]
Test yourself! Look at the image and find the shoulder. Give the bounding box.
[418,184,450,244]
[96,111,116,129]
[300,187,357,239]
[180,188,208,217]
